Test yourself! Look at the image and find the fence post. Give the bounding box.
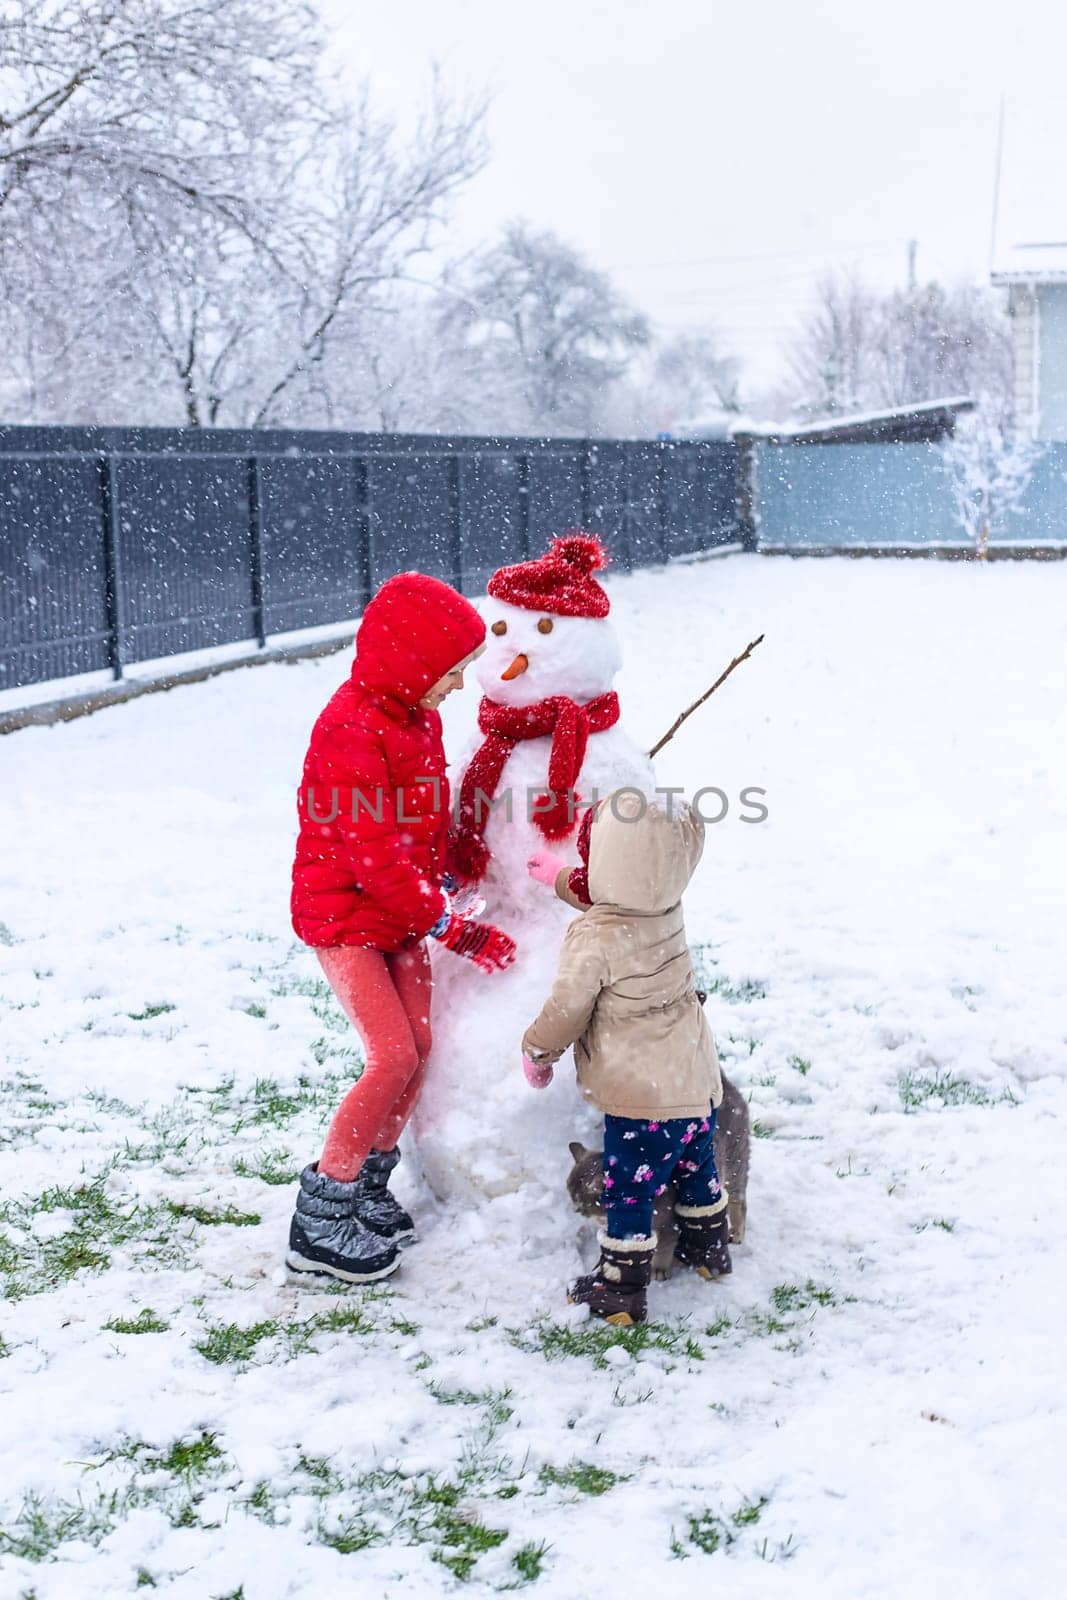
[353,456,374,606]
[656,443,671,563]
[247,455,266,648]
[579,441,594,527]
[99,455,126,680]
[517,452,531,558]
[448,453,464,592]
[734,434,760,552]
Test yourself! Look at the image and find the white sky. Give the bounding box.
[323,0,1067,393]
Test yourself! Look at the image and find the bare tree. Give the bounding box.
[0,0,320,227]
[115,81,486,426]
[0,6,486,428]
[787,272,879,417]
[787,271,1013,423]
[449,220,649,434]
[872,282,1013,426]
[649,329,741,422]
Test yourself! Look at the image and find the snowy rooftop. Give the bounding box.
[991,98,1067,282]
[738,396,974,445]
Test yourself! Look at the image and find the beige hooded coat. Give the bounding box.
[522,792,722,1120]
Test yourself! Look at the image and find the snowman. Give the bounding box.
[413,534,655,1203]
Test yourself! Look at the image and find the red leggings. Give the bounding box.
[316,943,433,1184]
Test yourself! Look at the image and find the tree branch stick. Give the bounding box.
[648,634,764,759]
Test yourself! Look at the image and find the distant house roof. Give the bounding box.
[736,396,975,446]
[991,98,1067,283]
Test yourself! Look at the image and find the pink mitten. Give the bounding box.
[527,850,566,889]
[522,1053,554,1090]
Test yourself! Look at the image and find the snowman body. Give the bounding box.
[413,596,655,1204]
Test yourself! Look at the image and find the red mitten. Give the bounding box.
[431,912,516,975]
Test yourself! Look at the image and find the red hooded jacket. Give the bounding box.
[291,573,486,950]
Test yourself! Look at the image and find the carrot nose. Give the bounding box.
[501,652,529,681]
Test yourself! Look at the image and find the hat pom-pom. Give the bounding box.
[551,532,608,576]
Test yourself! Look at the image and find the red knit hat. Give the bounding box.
[487,532,610,619]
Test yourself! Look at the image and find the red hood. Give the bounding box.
[352,572,485,708]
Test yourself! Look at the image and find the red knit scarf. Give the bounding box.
[452,691,620,882]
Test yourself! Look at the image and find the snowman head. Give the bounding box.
[477,533,622,707]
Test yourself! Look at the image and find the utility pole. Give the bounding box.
[907,238,918,292]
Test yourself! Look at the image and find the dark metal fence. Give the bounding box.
[0,425,740,692]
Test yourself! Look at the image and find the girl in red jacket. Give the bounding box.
[288,571,516,1284]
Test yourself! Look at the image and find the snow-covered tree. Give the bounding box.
[648,329,741,423]
[0,6,486,427]
[787,273,879,417]
[787,272,1013,424]
[942,404,1040,557]
[0,1,319,232]
[119,81,486,426]
[447,221,649,435]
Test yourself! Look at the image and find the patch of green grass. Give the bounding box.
[127,1003,177,1022]
[2,1177,186,1300]
[310,1386,521,1580]
[427,1484,508,1581]
[751,1120,775,1139]
[318,1509,382,1555]
[0,1490,120,1561]
[232,1148,298,1186]
[309,1037,361,1072]
[0,921,18,946]
[770,1280,838,1314]
[514,1316,704,1369]
[195,1303,377,1366]
[789,1054,811,1075]
[511,1540,551,1582]
[427,1384,513,1428]
[297,1455,345,1497]
[104,1308,170,1335]
[193,1319,279,1365]
[0,1332,10,1358]
[155,1432,223,1480]
[672,1494,768,1559]
[245,1480,277,1522]
[915,1217,956,1234]
[539,1461,627,1497]
[732,1495,769,1527]
[898,1070,1014,1111]
[707,976,767,1004]
[675,1509,733,1556]
[165,1201,260,1228]
[244,1072,352,1128]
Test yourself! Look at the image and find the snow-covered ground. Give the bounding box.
[1,553,1065,1599]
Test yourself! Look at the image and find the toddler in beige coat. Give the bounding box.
[523,790,728,1325]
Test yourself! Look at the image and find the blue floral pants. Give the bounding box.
[603,1110,721,1240]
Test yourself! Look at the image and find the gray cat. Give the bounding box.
[567,1070,750,1280]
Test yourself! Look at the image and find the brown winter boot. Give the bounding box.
[568,1233,655,1326]
[674,1193,732,1279]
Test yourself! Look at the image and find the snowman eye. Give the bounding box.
[537,617,554,634]
[491,620,507,636]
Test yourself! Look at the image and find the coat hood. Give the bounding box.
[587,791,705,913]
[352,572,486,708]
